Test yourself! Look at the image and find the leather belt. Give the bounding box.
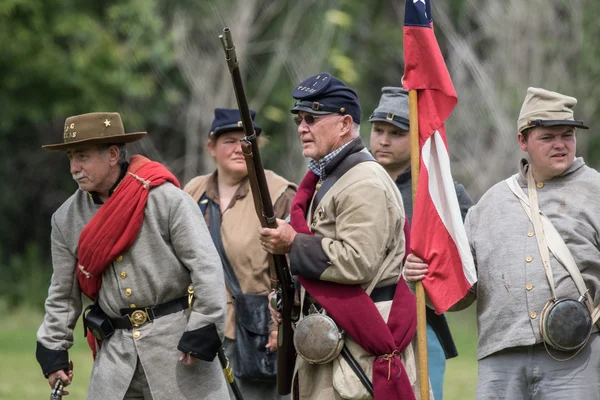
[112,296,188,329]
[302,284,397,316]
[370,284,397,303]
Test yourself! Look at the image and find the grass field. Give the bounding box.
[0,304,478,399]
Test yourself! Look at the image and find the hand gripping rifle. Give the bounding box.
[49,380,63,400]
[217,348,244,400]
[219,27,297,395]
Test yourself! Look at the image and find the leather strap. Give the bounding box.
[206,197,243,297]
[369,111,409,128]
[370,284,397,303]
[505,173,600,323]
[526,168,557,300]
[310,150,375,217]
[112,296,188,329]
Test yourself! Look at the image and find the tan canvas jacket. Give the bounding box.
[289,142,426,399]
[184,170,296,339]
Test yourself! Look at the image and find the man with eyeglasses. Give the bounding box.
[261,73,423,399]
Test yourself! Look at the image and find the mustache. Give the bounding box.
[72,172,85,181]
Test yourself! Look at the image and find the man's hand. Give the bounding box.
[48,361,73,396]
[265,330,278,352]
[259,218,297,255]
[179,352,199,366]
[403,253,429,282]
[267,290,283,326]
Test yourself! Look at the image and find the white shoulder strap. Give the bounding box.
[505,173,600,323]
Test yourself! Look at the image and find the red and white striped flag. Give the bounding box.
[403,0,477,313]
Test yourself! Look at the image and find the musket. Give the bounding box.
[49,379,63,400]
[219,27,297,395]
[217,348,244,400]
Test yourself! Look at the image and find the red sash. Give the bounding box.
[290,170,417,399]
[76,155,180,355]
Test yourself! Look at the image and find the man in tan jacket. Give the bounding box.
[261,73,425,399]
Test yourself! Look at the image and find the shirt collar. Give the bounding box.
[89,162,129,205]
[395,166,412,184]
[308,139,357,179]
[204,170,250,209]
[517,157,585,186]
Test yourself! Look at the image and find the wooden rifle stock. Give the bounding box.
[219,27,296,396]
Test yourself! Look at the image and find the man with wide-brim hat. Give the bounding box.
[37,112,229,399]
[405,87,600,400]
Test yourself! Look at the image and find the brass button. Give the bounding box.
[116,255,124,262]
[125,288,132,297]
[526,283,533,291]
[530,311,537,319]
[536,182,544,189]
[527,232,534,237]
[525,256,533,263]
[133,331,141,339]
[120,272,127,279]
[130,303,137,308]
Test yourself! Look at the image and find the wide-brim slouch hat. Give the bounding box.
[43,112,146,151]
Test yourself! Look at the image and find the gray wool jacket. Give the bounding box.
[453,157,600,359]
[36,181,229,399]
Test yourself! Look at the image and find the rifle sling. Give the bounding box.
[202,194,243,297]
[310,151,375,216]
[341,345,374,397]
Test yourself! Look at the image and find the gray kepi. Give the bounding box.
[517,87,589,133]
[368,86,410,131]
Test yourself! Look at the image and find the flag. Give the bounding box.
[403,0,477,313]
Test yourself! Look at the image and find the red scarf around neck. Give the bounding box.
[290,170,417,400]
[76,155,180,300]
[77,155,179,356]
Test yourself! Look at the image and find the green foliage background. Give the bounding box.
[1,0,598,397]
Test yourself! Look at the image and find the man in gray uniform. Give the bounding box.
[36,112,228,399]
[369,86,473,400]
[404,87,600,399]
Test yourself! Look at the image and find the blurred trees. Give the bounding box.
[1,0,598,307]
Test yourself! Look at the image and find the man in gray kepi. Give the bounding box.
[369,86,473,400]
[404,87,600,399]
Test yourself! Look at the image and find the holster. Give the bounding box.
[83,303,115,341]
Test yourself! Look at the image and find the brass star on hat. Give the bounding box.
[43,112,146,151]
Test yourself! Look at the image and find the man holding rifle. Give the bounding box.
[184,108,296,400]
[261,73,425,399]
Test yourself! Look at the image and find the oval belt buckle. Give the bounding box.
[129,310,148,327]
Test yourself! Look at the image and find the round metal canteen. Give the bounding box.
[294,313,344,364]
[542,298,592,351]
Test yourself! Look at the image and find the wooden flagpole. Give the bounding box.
[409,89,429,400]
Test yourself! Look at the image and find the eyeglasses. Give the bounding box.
[293,114,332,126]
